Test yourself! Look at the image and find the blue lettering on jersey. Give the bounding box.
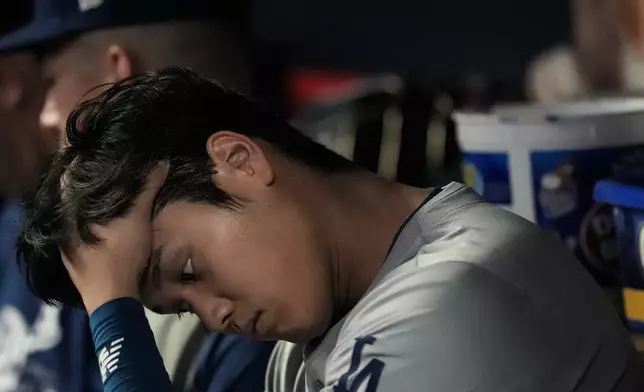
[334,335,384,392]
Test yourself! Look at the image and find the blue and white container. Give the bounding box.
[455,98,644,284]
[594,180,644,289]
[594,179,644,330]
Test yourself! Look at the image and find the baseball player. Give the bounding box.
[0,1,275,390]
[18,67,644,392]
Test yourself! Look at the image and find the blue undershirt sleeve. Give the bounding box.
[89,297,173,392]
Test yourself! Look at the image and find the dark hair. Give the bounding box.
[17,67,357,307]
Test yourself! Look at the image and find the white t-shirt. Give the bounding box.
[267,183,644,392]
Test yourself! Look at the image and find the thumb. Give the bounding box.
[58,245,82,286]
[134,161,169,214]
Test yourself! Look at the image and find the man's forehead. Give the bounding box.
[151,203,180,232]
[40,45,69,78]
[151,201,201,237]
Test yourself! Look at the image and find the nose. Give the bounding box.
[39,94,65,147]
[185,292,236,333]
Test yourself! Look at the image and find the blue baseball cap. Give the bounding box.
[0,0,247,52]
[0,2,32,37]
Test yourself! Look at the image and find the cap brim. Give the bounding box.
[0,19,76,52]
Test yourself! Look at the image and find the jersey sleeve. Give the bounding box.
[89,297,173,392]
[194,334,275,392]
[320,261,640,392]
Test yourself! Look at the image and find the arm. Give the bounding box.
[90,298,173,391]
[51,164,174,391]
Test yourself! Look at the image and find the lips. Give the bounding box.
[229,310,264,336]
[243,310,261,336]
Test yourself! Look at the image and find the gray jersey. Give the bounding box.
[267,183,644,392]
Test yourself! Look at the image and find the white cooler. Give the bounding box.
[454,98,644,284]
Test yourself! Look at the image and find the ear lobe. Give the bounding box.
[103,44,133,83]
[206,131,274,186]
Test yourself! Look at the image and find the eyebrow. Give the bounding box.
[139,246,164,293]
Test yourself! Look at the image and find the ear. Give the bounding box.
[100,44,134,83]
[206,131,274,188]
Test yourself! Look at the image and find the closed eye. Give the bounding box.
[176,302,193,318]
[181,258,195,282]
[176,258,196,318]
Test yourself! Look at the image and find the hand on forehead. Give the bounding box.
[59,160,170,225]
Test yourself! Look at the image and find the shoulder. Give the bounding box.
[266,341,306,392]
[311,194,642,391]
[322,256,640,391]
[320,262,521,391]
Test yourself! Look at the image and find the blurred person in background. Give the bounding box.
[0,6,102,391]
[527,0,644,102]
[0,0,274,391]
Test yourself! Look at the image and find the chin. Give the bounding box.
[278,330,318,344]
[271,318,327,344]
[298,318,332,343]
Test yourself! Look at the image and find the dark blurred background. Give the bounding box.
[253,0,569,99]
[248,0,570,189]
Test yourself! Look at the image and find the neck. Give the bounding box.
[321,172,430,324]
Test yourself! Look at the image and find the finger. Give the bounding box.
[132,161,169,214]
[58,245,79,278]
[58,246,87,299]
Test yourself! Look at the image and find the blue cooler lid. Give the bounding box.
[594,180,644,210]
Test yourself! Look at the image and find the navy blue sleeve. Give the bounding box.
[193,334,274,392]
[89,297,172,392]
[220,341,274,392]
[79,310,106,392]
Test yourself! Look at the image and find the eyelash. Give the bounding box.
[177,259,195,318]
[176,299,195,318]
[180,258,196,283]
[176,307,191,318]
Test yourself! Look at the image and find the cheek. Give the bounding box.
[198,218,334,337]
[265,260,333,339]
[182,283,233,331]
